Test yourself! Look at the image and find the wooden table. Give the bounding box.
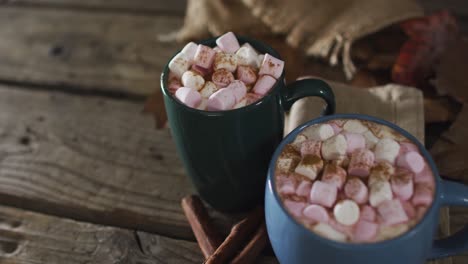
[0,0,465,263]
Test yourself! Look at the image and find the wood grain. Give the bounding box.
[0,7,183,95]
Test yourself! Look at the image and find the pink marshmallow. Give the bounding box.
[414,165,435,185]
[416,206,428,221]
[303,204,330,223]
[360,205,377,222]
[300,140,322,157]
[278,177,297,195]
[400,200,416,219]
[212,69,234,88]
[411,183,434,207]
[226,80,247,103]
[296,180,312,197]
[175,87,202,108]
[344,178,369,204]
[352,220,379,243]
[253,75,276,96]
[193,45,216,69]
[322,164,347,190]
[399,141,419,154]
[310,181,337,208]
[215,32,240,53]
[258,53,285,79]
[329,122,343,134]
[377,199,409,226]
[191,64,211,77]
[396,151,425,174]
[348,149,375,177]
[206,88,236,111]
[283,200,306,218]
[391,169,414,201]
[236,65,257,85]
[245,93,262,104]
[344,133,366,154]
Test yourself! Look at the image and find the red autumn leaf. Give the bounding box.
[392,10,458,87]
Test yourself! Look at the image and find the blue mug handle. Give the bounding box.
[430,179,468,259]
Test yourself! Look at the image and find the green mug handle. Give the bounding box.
[281,78,336,115]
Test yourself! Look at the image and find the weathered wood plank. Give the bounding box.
[4,0,187,15]
[0,7,183,95]
[0,204,277,264]
[0,85,199,239]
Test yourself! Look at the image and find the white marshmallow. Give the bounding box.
[181,42,198,62]
[363,130,379,149]
[343,120,369,134]
[181,71,205,91]
[213,52,238,72]
[292,134,308,151]
[302,124,334,141]
[333,200,360,226]
[236,45,259,68]
[197,98,208,110]
[321,134,347,160]
[277,158,297,173]
[369,181,393,207]
[257,54,265,68]
[200,81,218,98]
[375,138,400,164]
[312,223,347,242]
[294,155,323,180]
[168,53,190,78]
[376,223,409,242]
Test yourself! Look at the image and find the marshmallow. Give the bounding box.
[294,155,323,180]
[352,220,379,243]
[368,161,395,187]
[414,165,435,185]
[258,53,284,79]
[375,138,400,164]
[278,176,297,195]
[376,223,409,241]
[363,130,379,149]
[215,32,240,53]
[193,45,216,69]
[415,206,428,221]
[197,98,208,110]
[344,133,366,154]
[296,180,312,197]
[391,169,414,201]
[211,69,234,88]
[252,75,276,96]
[399,141,419,154]
[181,71,205,91]
[236,45,259,67]
[334,200,360,226]
[328,218,355,237]
[200,81,218,98]
[276,145,301,173]
[302,124,335,141]
[245,93,262,104]
[377,199,409,226]
[181,42,198,61]
[348,149,374,177]
[312,223,347,242]
[168,53,190,78]
[168,77,182,93]
[213,52,238,72]
[300,140,322,157]
[191,64,211,76]
[369,181,393,207]
[344,178,369,204]
[283,200,306,218]
[321,134,347,160]
[360,205,377,222]
[329,122,342,134]
[234,97,247,109]
[291,134,308,152]
[396,151,425,174]
[303,204,330,223]
[310,181,337,208]
[322,164,347,190]
[400,200,416,219]
[411,183,434,207]
[207,88,236,111]
[236,65,258,85]
[343,120,369,134]
[226,80,247,103]
[175,87,202,108]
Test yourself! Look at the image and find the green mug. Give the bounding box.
[161,36,335,212]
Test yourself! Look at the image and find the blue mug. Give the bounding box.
[265,114,468,264]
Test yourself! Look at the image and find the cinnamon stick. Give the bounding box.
[181,195,223,258]
[204,207,264,264]
[230,221,268,264]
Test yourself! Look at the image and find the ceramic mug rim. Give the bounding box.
[160,36,286,116]
[267,113,441,250]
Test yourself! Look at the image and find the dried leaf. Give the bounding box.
[392,11,458,87]
[433,38,468,103]
[142,90,167,129]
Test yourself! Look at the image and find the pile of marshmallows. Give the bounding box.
[276,119,435,243]
[168,32,284,111]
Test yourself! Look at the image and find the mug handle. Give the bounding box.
[281,78,336,115]
[429,179,468,259]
